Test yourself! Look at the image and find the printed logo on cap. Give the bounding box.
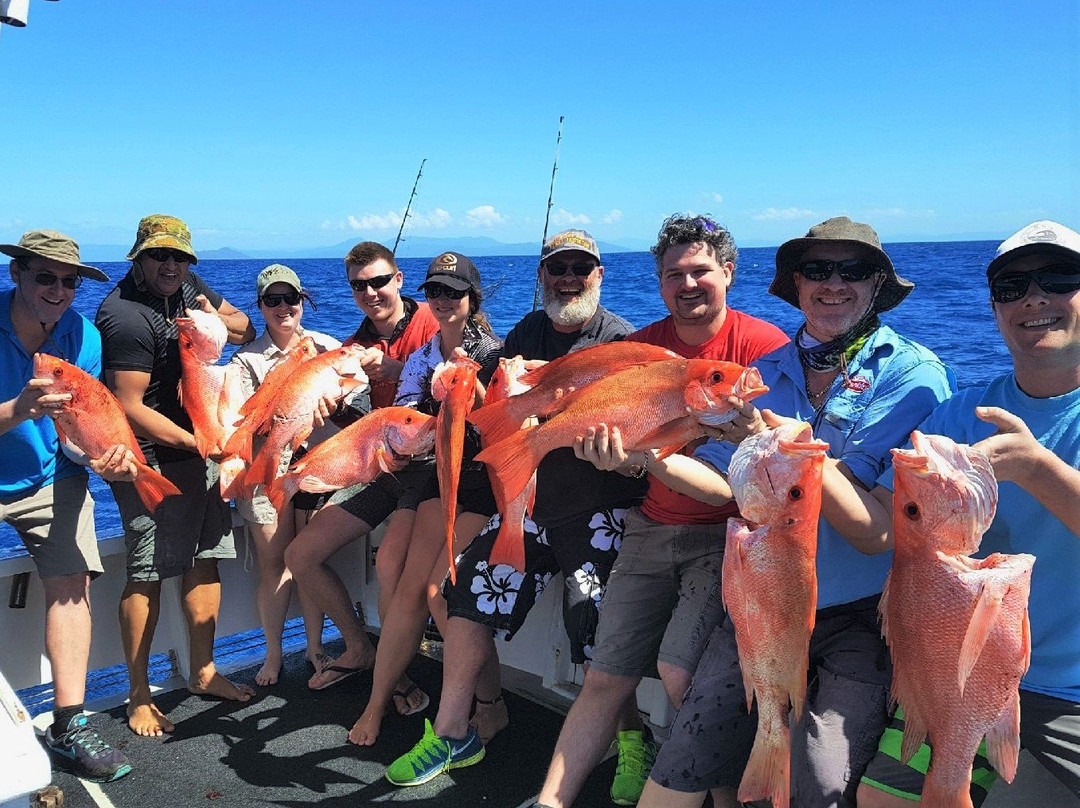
[436,253,459,270]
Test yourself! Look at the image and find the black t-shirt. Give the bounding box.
[503,306,647,527]
[95,270,223,465]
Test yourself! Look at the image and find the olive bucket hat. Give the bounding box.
[126,214,198,264]
[770,216,914,313]
[0,229,109,282]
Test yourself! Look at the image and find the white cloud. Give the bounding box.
[465,205,506,227]
[552,208,591,226]
[339,207,453,231]
[347,211,402,231]
[710,193,724,204]
[602,209,623,224]
[752,207,815,221]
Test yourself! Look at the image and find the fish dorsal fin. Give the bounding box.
[957,574,1006,695]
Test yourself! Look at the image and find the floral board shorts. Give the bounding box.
[443,502,636,665]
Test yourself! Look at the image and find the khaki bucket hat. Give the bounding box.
[0,229,109,282]
[126,214,198,264]
[770,216,914,313]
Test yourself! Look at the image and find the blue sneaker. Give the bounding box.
[386,718,485,786]
[45,714,132,783]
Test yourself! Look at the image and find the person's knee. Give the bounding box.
[581,667,639,701]
[658,663,692,709]
[41,571,91,605]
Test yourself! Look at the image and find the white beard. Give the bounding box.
[544,283,601,328]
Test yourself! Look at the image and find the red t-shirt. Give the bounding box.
[631,310,789,525]
[345,297,440,409]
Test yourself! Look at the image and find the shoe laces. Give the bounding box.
[411,729,450,766]
[615,735,651,775]
[66,722,110,757]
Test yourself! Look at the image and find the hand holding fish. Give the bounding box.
[360,347,404,385]
[89,444,140,482]
[9,377,71,421]
[573,423,646,476]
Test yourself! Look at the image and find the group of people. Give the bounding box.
[1,210,1077,808]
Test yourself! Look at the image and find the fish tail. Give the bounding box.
[475,428,540,503]
[739,720,791,808]
[265,474,297,518]
[218,454,247,500]
[133,463,182,513]
[467,398,519,448]
[223,424,255,464]
[488,510,527,572]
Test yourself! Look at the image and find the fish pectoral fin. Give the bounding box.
[636,417,697,455]
[296,474,339,494]
[899,705,929,765]
[984,688,1022,783]
[958,582,1006,695]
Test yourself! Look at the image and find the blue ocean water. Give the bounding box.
[0,240,1008,560]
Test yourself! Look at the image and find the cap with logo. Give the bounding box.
[419,252,482,292]
[256,264,303,297]
[986,220,1080,281]
[541,229,601,263]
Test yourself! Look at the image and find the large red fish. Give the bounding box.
[239,345,369,496]
[433,353,481,584]
[176,309,232,460]
[467,341,677,447]
[883,431,1034,808]
[264,406,436,517]
[723,421,827,808]
[476,359,767,506]
[33,354,181,512]
[481,355,536,571]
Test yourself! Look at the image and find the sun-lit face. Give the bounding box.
[540,250,603,329]
[135,249,191,298]
[991,253,1080,366]
[259,281,303,339]
[347,258,404,329]
[794,244,883,341]
[9,256,79,327]
[422,283,471,329]
[658,241,732,329]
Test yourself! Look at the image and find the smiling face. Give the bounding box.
[540,249,603,331]
[659,241,732,337]
[793,244,882,341]
[991,253,1080,372]
[347,257,405,334]
[9,256,79,327]
[259,281,303,341]
[135,249,190,298]
[424,283,471,330]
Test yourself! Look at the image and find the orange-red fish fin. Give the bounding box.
[133,463,182,513]
[475,427,540,504]
[985,688,1022,783]
[264,475,293,518]
[899,706,929,766]
[738,719,791,808]
[488,515,527,572]
[1021,608,1032,675]
[957,581,1005,695]
[218,454,247,500]
[635,416,697,456]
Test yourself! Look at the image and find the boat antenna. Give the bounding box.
[532,116,564,311]
[393,158,426,256]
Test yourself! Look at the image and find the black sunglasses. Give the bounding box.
[990,264,1080,303]
[261,290,303,308]
[142,247,192,263]
[797,259,881,283]
[349,273,396,292]
[544,261,597,277]
[20,263,82,290]
[423,283,469,300]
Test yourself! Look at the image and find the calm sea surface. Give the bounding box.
[0,240,1009,559]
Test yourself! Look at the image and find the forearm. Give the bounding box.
[638,452,734,506]
[820,459,893,554]
[0,397,28,436]
[124,401,197,453]
[222,309,255,344]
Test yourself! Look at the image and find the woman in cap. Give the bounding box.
[348,251,502,747]
[637,217,957,808]
[229,264,343,686]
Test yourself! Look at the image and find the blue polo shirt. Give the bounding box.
[696,325,956,609]
[0,288,103,499]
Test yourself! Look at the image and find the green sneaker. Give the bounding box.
[386,718,485,787]
[609,728,656,805]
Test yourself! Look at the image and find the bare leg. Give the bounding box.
[374,508,416,625]
[537,667,641,808]
[184,558,254,701]
[248,512,294,686]
[285,504,377,687]
[639,780,708,808]
[119,580,173,736]
[468,649,508,744]
[41,573,92,711]
[293,507,326,664]
[856,784,913,808]
[433,615,497,739]
[657,660,692,711]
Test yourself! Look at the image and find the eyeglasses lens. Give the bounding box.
[798,259,880,283]
[990,265,1080,303]
[545,262,596,277]
[30,270,81,290]
[143,248,191,263]
[349,273,396,292]
[262,291,302,307]
[423,284,468,300]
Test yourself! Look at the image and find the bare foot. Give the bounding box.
[127,701,174,737]
[348,706,385,746]
[307,646,375,690]
[255,659,281,687]
[189,671,255,701]
[470,694,509,744]
[391,679,430,716]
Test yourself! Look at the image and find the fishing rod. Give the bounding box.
[392,158,426,256]
[532,116,564,311]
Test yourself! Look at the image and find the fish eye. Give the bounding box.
[789,486,803,500]
[904,502,920,520]
[710,372,723,384]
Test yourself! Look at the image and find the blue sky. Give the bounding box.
[1,1,1077,254]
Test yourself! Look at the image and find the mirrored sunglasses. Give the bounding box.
[142,247,192,263]
[349,273,396,292]
[261,291,303,308]
[990,264,1080,303]
[797,259,881,283]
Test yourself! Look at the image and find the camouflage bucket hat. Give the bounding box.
[770,216,914,313]
[0,229,109,282]
[126,214,198,264]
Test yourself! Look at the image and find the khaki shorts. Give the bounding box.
[111,456,234,583]
[1,474,102,579]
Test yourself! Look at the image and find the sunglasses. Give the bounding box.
[423,283,469,300]
[142,247,192,263]
[349,272,396,293]
[990,264,1080,303]
[544,261,597,277]
[261,290,303,308]
[23,266,82,290]
[797,259,881,283]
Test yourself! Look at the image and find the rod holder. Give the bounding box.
[9,572,29,609]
